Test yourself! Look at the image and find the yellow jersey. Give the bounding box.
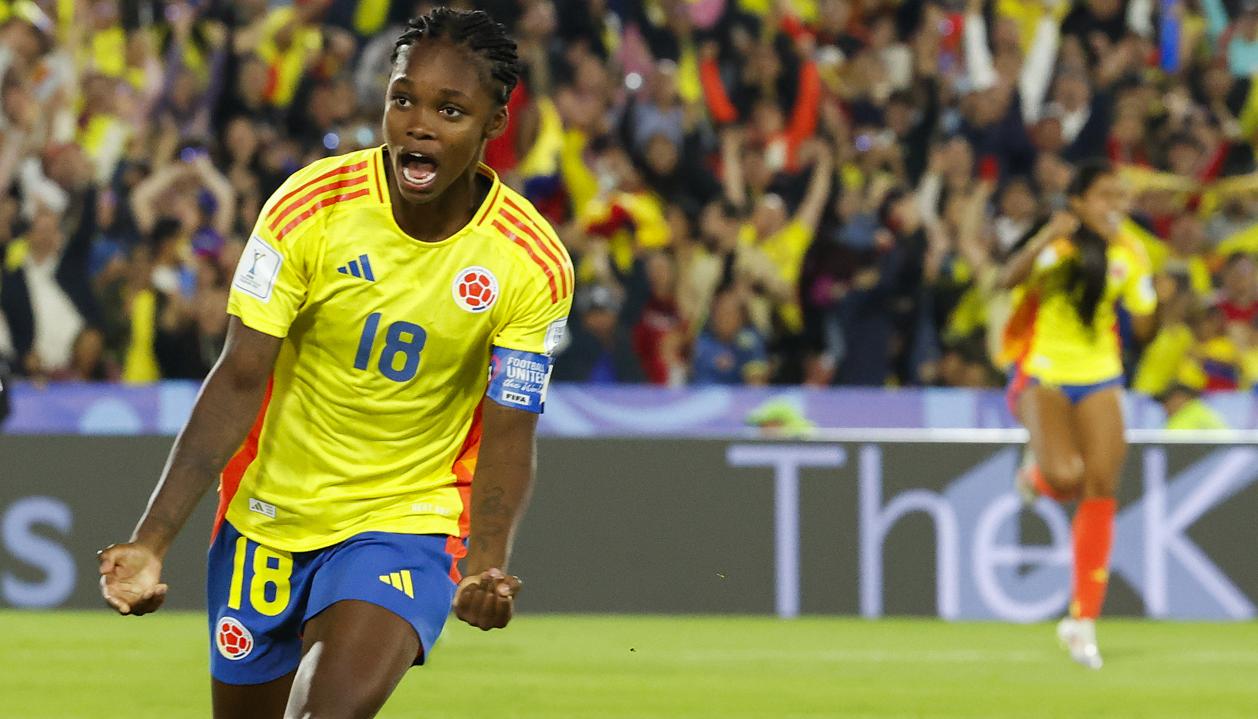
[218,148,574,552]
[1017,235,1156,385]
[755,219,812,333]
[1133,324,1193,396]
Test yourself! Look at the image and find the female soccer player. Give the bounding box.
[98,9,573,717]
[999,159,1156,669]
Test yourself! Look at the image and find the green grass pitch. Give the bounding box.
[2,612,1256,718]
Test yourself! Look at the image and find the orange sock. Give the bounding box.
[1029,465,1077,502]
[1071,498,1117,619]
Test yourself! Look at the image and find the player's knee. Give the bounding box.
[1042,455,1084,490]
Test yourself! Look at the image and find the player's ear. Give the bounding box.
[485,106,509,142]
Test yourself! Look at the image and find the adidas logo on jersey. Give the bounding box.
[379,570,414,598]
[337,254,376,281]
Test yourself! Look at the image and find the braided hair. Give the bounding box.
[390,8,521,106]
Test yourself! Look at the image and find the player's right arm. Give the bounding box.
[99,161,321,616]
[98,320,280,615]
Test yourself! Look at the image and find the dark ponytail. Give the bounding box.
[1066,160,1113,327]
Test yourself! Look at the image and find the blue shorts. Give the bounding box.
[1006,366,1123,411]
[1052,376,1124,403]
[207,521,461,685]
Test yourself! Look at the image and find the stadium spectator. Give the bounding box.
[828,187,928,386]
[552,282,645,383]
[1,150,105,380]
[691,288,769,385]
[1216,251,1258,324]
[1156,371,1231,430]
[628,250,688,386]
[0,0,1254,398]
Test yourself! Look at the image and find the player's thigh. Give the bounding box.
[213,673,296,719]
[285,600,419,718]
[1071,385,1127,498]
[1019,384,1084,488]
[284,532,460,717]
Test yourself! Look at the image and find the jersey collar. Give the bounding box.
[373,146,504,245]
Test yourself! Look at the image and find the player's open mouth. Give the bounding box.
[399,152,438,192]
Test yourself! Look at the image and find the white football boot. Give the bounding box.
[1056,617,1103,670]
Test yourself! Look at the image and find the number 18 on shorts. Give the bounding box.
[206,521,461,684]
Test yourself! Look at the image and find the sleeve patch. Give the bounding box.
[232,235,284,303]
[1034,246,1059,270]
[487,347,553,413]
[544,318,568,355]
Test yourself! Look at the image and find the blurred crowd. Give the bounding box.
[2,0,1257,396]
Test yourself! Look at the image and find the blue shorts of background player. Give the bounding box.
[207,520,461,684]
[1006,364,1124,416]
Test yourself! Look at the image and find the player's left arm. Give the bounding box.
[455,240,572,631]
[454,401,537,631]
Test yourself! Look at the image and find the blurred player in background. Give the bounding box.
[98,8,572,717]
[999,160,1156,669]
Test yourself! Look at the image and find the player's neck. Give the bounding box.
[390,166,487,243]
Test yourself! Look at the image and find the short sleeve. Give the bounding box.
[1026,237,1073,290]
[1033,242,1066,274]
[226,193,316,339]
[493,271,572,356]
